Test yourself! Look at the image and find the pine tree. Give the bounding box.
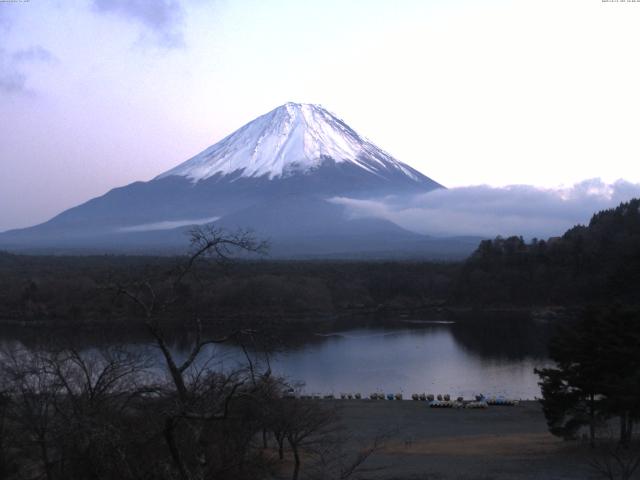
[536,307,640,446]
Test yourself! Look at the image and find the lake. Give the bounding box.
[1,313,553,400]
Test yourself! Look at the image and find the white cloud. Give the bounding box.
[329,179,640,239]
[117,216,219,233]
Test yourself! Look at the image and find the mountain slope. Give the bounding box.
[0,103,468,258]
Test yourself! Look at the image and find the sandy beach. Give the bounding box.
[330,400,595,480]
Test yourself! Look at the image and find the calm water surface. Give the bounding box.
[2,315,554,400]
[266,325,549,399]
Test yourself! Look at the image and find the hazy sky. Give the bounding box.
[1,0,640,232]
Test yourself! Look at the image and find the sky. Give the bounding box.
[1,0,640,233]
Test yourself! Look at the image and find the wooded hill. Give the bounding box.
[454,198,640,306]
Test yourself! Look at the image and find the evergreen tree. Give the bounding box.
[536,307,640,446]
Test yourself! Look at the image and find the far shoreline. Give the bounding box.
[0,303,576,329]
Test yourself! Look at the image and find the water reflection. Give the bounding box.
[0,313,553,399]
[265,324,550,399]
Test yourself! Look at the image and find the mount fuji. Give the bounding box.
[0,103,480,258]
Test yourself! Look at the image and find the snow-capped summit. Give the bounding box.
[157,102,422,182]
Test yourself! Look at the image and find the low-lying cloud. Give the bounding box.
[117,216,219,233]
[330,179,640,239]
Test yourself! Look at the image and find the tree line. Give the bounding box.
[455,198,640,306]
[0,253,457,327]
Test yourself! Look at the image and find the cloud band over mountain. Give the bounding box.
[330,179,640,239]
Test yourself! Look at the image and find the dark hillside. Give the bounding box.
[455,198,640,306]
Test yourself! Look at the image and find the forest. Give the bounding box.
[1,198,639,329]
[454,198,640,306]
[0,252,458,328]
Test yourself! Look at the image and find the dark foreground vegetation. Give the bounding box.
[0,227,381,480]
[537,307,640,447]
[0,343,377,480]
[536,306,640,480]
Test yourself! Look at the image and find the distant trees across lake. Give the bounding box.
[0,253,458,327]
[0,198,639,327]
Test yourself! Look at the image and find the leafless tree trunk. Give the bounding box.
[589,442,640,480]
[291,442,301,480]
[114,226,268,480]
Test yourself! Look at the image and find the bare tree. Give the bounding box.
[589,442,640,480]
[0,389,18,479]
[46,347,153,479]
[281,400,338,480]
[115,226,267,402]
[1,347,63,480]
[0,345,153,480]
[114,226,269,480]
[307,430,390,480]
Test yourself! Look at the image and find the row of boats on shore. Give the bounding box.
[288,390,519,408]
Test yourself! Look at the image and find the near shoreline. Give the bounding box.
[327,400,592,480]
